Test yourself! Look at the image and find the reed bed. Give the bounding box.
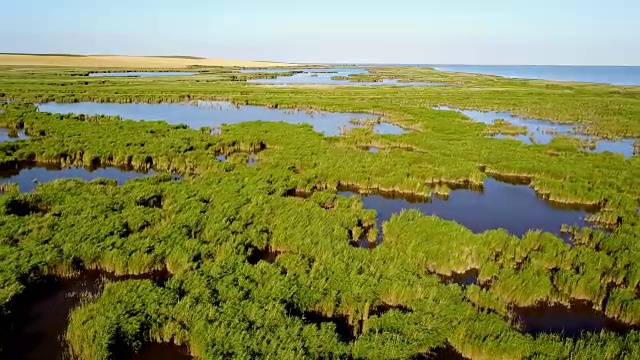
[0,65,639,359]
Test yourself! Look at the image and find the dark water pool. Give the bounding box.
[434,106,636,157]
[3,270,170,360]
[512,300,634,337]
[339,177,594,241]
[127,342,192,360]
[38,101,405,136]
[0,164,158,192]
[437,269,480,288]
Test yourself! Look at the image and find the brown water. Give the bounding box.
[3,269,169,360]
[126,342,193,360]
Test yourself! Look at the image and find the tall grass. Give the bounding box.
[0,65,639,359]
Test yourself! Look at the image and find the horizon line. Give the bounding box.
[1,53,639,67]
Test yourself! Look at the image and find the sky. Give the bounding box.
[1,0,639,65]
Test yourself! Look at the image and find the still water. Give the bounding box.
[442,272,634,336]
[339,177,593,241]
[431,65,640,86]
[434,106,637,157]
[0,165,157,192]
[38,101,405,136]
[244,68,442,86]
[0,128,29,143]
[3,270,178,360]
[513,300,634,337]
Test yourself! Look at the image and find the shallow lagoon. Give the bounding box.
[431,65,640,86]
[2,270,182,360]
[339,177,593,243]
[244,68,442,86]
[38,101,406,136]
[0,165,158,192]
[441,272,633,337]
[513,300,635,337]
[435,106,637,157]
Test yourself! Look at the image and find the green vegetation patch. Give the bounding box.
[0,65,639,359]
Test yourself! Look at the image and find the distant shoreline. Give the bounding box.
[0,53,295,68]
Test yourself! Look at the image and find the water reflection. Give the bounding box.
[3,270,169,360]
[434,106,636,157]
[513,300,634,337]
[437,269,479,288]
[0,128,29,143]
[0,164,157,192]
[38,101,406,136]
[431,65,640,86]
[339,177,594,241]
[244,68,443,86]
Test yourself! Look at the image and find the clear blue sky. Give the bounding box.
[2,0,638,65]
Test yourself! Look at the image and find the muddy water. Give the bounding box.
[0,164,159,192]
[244,68,443,86]
[38,101,406,136]
[434,106,636,157]
[127,342,192,360]
[339,177,594,241]
[3,270,169,360]
[0,128,29,143]
[512,300,635,337]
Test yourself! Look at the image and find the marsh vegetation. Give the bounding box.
[0,64,639,359]
[38,101,405,136]
[244,67,444,86]
[434,106,639,157]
